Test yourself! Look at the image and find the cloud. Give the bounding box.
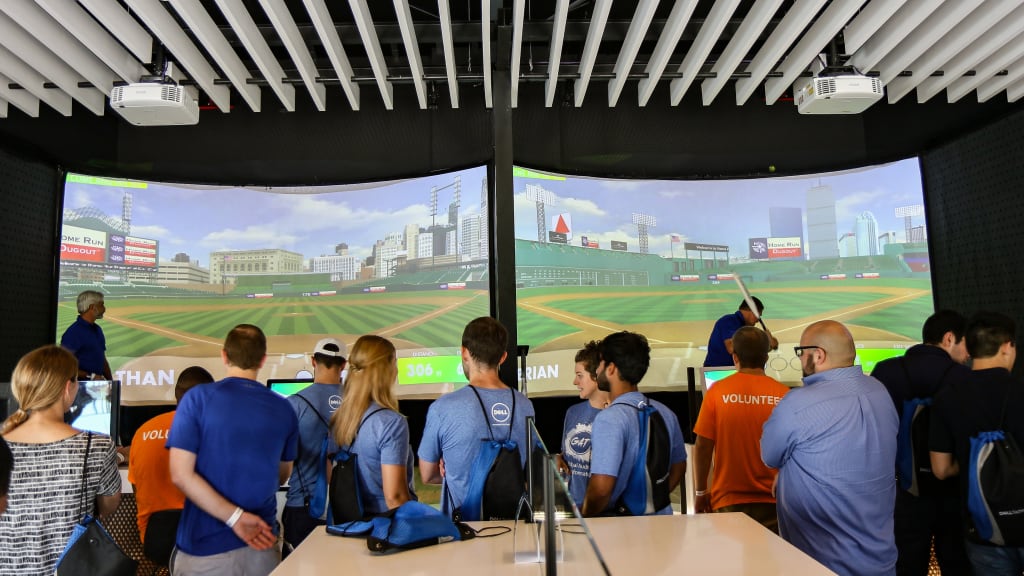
[201,226,300,249]
[599,180,642,191]
[560,197,606,216]
[835,188,887,225]
[658,189,697,199]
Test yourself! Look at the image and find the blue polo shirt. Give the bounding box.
[167,377,299,556]
[60,316,107,375]
[704,311,745,367]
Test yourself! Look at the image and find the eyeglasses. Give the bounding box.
[793,345,824,358]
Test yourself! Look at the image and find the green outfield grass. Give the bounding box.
[542,290,894,324]
[394,296,489,348]
[129,301,441,339]
[843,296,935,340]
[57,305,181,370]
[516,307,581,347]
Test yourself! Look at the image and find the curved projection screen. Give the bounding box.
[513,158,931,393]
[57,166,489,402]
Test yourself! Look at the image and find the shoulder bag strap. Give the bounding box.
[77,432,93,520]
[506,389,516,443]
[342,407,386,455]
[294,393,330,428]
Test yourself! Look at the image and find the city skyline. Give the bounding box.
[512,158,925,259]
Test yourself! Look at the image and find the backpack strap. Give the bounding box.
[292,392,332,504]
[468,385,516,442]
[339,407,387,457]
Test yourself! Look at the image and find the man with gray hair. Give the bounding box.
[60,290,112,381]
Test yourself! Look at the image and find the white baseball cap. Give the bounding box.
[313,338,347,359]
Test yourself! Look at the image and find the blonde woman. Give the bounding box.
[0,345,121,575]
[329,335,413,514]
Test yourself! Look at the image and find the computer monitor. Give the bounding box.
[701,367,738,392]
[267,378,316,397]
[66,380,121,441]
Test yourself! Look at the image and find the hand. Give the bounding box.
[231,512,276,550]
[767,331,780,351]
[555,454,570,478]
[439,458,446,478]
[695,492,712,513]
[771,475,779,498]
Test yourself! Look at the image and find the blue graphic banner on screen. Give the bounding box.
[57,166,490,403]
[512,159,932,393]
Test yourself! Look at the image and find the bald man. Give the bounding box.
[761,320,898,576]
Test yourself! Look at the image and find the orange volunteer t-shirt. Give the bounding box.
[693,372,789,510]
[128,411,184,542]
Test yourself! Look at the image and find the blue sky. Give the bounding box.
[63,158,924,266]
[63,166,488,266]
[512,158,925,258]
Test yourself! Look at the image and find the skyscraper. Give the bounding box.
[769,206,803,261]
[806,184,839,259]
[855,211,879,256]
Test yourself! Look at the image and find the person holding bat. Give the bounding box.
[704,297,779,367]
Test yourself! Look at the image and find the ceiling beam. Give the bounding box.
[886,0,1024,103]
[213,0,295,112]
[946,39,1024,102]
[303,0,359,110]
[480,0,492,108]
[915,6,1024,103]
[167,0,262,112]
[544,0,570,107]
[1,0,117,95]
[638,0,697,107]
[258,0,325,111]
[510,0,525,107]
[670,0,742,106]
[873,0,986,85]
[76,0,153,63]
[976,55,1024,102]
[843,0,910,54]
[735,0,838,105]
[437,0,459,108]
[0,71,40,117]
[608,0,659,107]
[123,0,231,112]
[574,0,613,107]
[33,0,148,84]
[1007,75,1024,102]
[846,0,943,73]
[0,12,105,115]
[0,44,71,115]
[392,0,426,108]
[348,0,393,110]
[762,0,866,105]
[702,0,788,106]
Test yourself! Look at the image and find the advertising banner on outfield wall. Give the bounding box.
[749,237,769,260]
[767,236,802,259]
[61,224,159,270]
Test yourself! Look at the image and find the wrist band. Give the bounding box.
[695,489,709,497]
[225,506,243,528]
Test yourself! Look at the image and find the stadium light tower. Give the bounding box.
[894,205,923,243]
[525,184,557,243]
[632,212,657,254]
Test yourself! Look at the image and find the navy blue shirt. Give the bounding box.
[704,311,745,367]
[60,316,106,375]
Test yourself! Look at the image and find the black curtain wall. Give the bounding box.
[922,106,1024,368]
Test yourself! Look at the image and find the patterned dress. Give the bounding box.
[0,432,121,576]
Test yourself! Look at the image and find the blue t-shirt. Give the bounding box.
[285,383,342,508]
[704,311,745,367]
[167,377,299,556]
[589,391,687,515]
[60,316,106,375]
[418,385,536,516]
[338,404,414,515]
[562,401,601,507]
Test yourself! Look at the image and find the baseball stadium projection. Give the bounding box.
[512,159,932,394]
[57,167,490,402]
